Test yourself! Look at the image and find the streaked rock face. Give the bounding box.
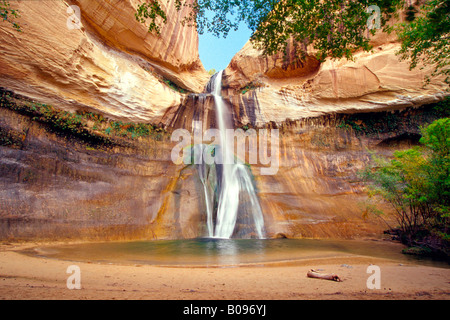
[71,0,209,92]
[0,0,209,123]
[0,104,179,241]
[222,39,448,127]
[0,2,448,241]
[0,95,433,240]
[224,40,321,89]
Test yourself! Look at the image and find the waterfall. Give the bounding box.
[201,70,265,239]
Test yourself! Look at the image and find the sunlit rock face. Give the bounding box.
[222,36,448,127]
[0,0,209,123]
[71,0,209,92]
[224,40,321,90]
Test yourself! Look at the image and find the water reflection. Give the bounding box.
[211,239,239,265]
[201,238,267,265]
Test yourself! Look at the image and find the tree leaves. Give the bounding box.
[362,117,450,245]
[135,0,168,35]
[135,0,403,61]
[0,0,21,32]
[396,0,450,86]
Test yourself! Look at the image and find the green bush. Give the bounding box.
[361,118,450,256]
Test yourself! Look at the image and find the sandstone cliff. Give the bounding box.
[1,2,449,242]
[0,0,210,123]
[222,18,449,127]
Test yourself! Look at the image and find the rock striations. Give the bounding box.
[0,0,210,123]
[222,30,448,127]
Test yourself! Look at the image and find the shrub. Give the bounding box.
[361,118,450,256]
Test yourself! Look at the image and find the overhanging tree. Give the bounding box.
[136,0,403,61]
[136,0,449,86]
[396,0,450,85]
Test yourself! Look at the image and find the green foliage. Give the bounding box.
[208,69,217,76]
[433,96,450,117]
[163,79,187,93]
[420,117,450,157]
[135,0,167,35]
[361,118,450,255]
[137,1,448,89]
[105,120,165,140]
[396,0,450,87]
[0,127,24,148]
[248,0,402,61]
[0,0,21,32]
[1,90,88,140]
[240,81,264,94]
[136,0,403,61]
[77,110,106,124]
[418,118,450,213]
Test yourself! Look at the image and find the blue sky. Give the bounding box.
[198,22,253,72]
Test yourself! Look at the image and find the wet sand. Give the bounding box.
[0,242,449,300]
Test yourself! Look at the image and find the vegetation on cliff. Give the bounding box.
[0,88,168,150]
[361,114,450,259]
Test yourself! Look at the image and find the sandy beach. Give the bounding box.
[0,241,449,301]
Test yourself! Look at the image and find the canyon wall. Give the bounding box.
[0,0,209,240]
[0,1,449,241]
[0,0,209,123]
[221,24,449,127]
[2,88,442,241]
[152,13,450,239]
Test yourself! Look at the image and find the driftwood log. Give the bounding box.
[307,269,342,282]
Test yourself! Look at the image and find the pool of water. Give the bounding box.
[25,238,449,268]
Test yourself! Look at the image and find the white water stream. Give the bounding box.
[206,70,265,239]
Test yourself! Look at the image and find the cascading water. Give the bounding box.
[200,70,265,239]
